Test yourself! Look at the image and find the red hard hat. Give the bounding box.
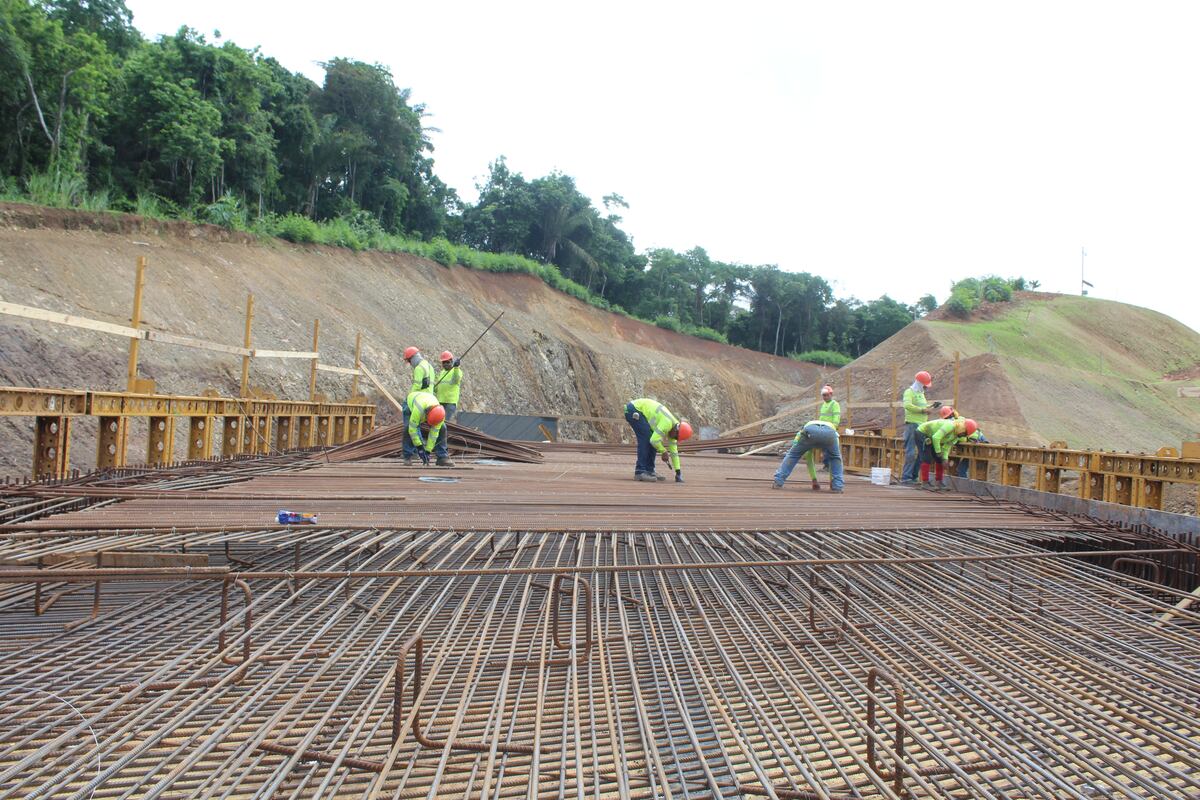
[439,350,454,362]
[939,406,955,419]
[675,421,693,441]
[426,404,446,426]
[403,346,419,360]
[964,418,978,436]
[821,384,834,396]
[915,370,932,387]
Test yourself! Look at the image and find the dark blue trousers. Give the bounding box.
[434,404,456,458]
[625,402,656,476]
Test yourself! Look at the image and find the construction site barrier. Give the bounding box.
[840,432,1200,513]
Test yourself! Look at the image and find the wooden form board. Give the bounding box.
[1,299,351,367]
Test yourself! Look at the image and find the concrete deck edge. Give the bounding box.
[947,476,1200,546]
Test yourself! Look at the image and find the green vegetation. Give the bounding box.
[945,275,1037,318]
[791,350,852,367]
[1,0,942,360]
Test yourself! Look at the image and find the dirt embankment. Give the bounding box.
[761,292,1200,452]
[0,203,816,474]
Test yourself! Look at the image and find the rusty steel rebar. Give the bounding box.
[0,452,1196,798]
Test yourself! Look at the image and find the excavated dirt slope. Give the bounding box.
[0,203,815,474]
[768,292,1200,452]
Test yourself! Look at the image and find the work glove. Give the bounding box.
[419,450,431,466]
[661,451,671,467]
[924,438,933,447]
[931,401,942,409]
[453,358,461,367]
[675,470,684,483]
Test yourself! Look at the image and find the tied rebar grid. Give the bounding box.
[0,527,1197,799]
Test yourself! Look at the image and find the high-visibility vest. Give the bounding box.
[409,357,434,398]
[818,399,841,426]
[435,366,462,405]
[406,391,443,449]
[902,387,928,424]
[630,397,682,471]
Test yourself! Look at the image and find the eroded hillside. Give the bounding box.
[0,203,814,473]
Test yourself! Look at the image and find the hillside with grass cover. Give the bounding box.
[835,293,1200,451]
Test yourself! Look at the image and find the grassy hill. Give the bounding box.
[836,293,1200,451]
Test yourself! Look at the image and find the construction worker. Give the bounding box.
[817,384,841,470]
[402,390,446,466]
[938,406,988,477]
[432,351,462,467]
[818,385,841,426]
[915,416,976,489]
[772,420,844,492]
[403,346,434,398]
[900,371,938,484]
[624,398,693,482]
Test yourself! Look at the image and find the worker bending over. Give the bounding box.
[772,420,844,492]
[915,416,976,489]
[432,351,462,467]
[901,371,937,483]
[403,346,434,398]
[624,398,692,482]
[402,390,446,466]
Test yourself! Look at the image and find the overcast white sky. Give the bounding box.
[127,1,1200,333]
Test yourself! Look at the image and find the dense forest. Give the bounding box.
[2,0,954,362]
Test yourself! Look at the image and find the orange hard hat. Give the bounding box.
[674,421,694,441]
[403,346,419,360]
[915,371,932,387]
[821,384,834,396]
[426,404,446,426]
[964,418,978,436]
[939,406,955,419]
[439,350,454,362]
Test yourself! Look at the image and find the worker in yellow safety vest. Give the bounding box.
[624,398,693,483]
[817,384,841,471]
[818,384,841,426]
[432,351,462,467]
[402,390,446,467]
[901,370,940,483]
[772,420,845,492]
[402,346,435,398]
[915,416,976,490]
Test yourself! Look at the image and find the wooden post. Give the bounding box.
[126,256,146,391]
[308,319,320,401]
[239,294,254,398]
[845,370,852,430]
[953,351,961,411]
[889,366,898,433]
[351,331,362,398]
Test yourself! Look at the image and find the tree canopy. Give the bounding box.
[1,0,949,362]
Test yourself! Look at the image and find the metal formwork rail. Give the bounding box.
[0,384,375,481]
[840,433,1200,513]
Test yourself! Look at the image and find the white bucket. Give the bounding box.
[870,467,892,486]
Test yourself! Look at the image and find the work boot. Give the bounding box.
[402,457,413,467]
[830,486,844,493]
[436,456,455,467]
[811,479,821,491]
[654,473,666,482]
[935,480,950,492]
[772,481,783,489]
[634,473,656,482]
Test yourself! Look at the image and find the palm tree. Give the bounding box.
[539,200,600,285]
